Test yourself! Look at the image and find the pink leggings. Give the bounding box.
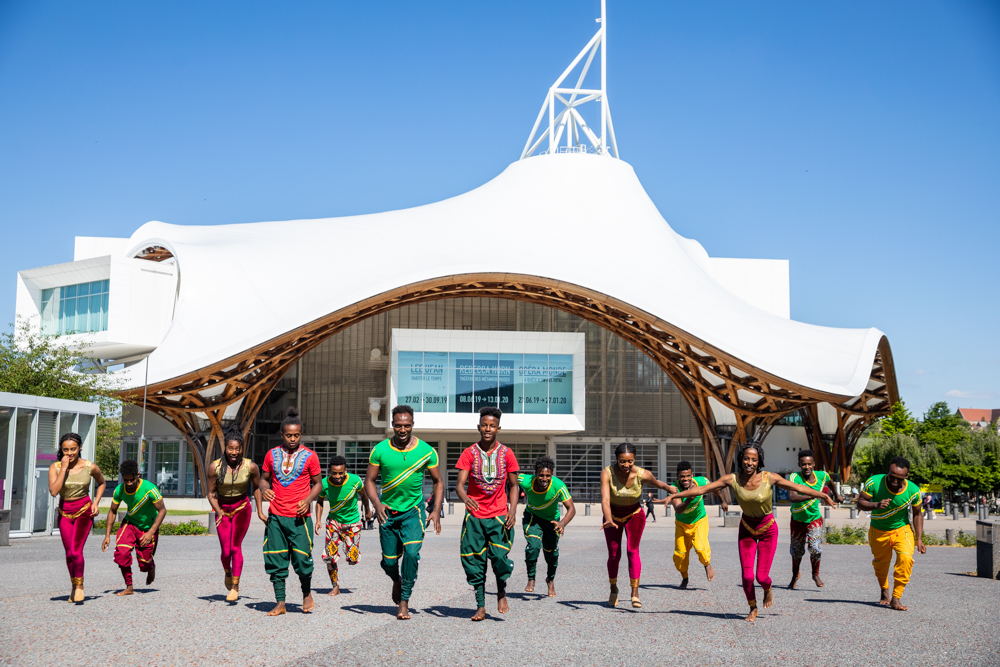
[58,497,93,579]
[737,513,778,603]
[604,506,645,584]
[217,499,252,578]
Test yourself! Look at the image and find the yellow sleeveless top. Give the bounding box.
[214,458,252,500]
[55,460,92,500]
[606,465,645,507]
[730,471,773,517]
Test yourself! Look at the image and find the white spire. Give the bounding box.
[520,0,618,159]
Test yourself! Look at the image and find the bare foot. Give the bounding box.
[226,586,239,602]
[547,579,556,597]
[679,577,689,590]
[145,566,155,586]
[497,594,509,614]
[608,584,619,607]
[878,589,891,606]
[328,584,340,597]
[116,586,134,597]
[889,597,908,611]
[302,593,314,613]
[267,601,287,616]
[789,572,800,590]
[525,579,535,593]
[391,579,402,605]
[762,588,774,609]
[397,600,411,620]
[813,574,825,588]
[745,607,758,622]
[471,606,487,621]
[705,563,715,582]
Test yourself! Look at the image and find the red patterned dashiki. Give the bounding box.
[456,442,519,519]
[262,446,320,517]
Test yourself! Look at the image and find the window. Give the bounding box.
[40,280,110,335]
[556,442,604,502]
[344,441,375,480]
[154,442,180,495]
[184,447,199,496]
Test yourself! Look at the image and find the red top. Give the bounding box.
[456,442,519,519]
[262,446,321,517]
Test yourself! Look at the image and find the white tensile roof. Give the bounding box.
[116,153,884,398]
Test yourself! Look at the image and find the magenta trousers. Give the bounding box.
[217,498,252,578]
[58,496,93,579]
[737,513,778,603]
[604,505,645,583]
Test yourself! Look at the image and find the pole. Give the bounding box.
[600,0,607,154]
[140,356,149,476]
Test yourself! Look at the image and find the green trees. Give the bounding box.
[0,321,132,475]
[852,399,1000,496]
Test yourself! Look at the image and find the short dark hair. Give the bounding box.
[280,406,303,433]
[534,455,555,473]
[120,459,139,477]
[676,460,693,474]
[391,405,414,420]
[614,442,636,458]
[479,406,502,422]
[798,449,815,461]
[889,456,910,472]
[330,455,347,468]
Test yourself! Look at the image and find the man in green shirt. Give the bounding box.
[314,455,369,596]
[101,459,167,596]
[518,456,575,598]
[788,449,842,589]
[666,461,725,589]
[857,456,926,611]
[364,405,444,620]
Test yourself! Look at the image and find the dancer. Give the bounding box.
[48,432,107,602]
[314,455,365,596]
[259,407,323,616]
[664,443,834,622]
[599,442,675,609]
[666,461,727,589]
[456,407,520,621]
[364,405,444,620]
[518,455,575,598]
[787,449,841,589]
[101,459,166,596]
[207,424,263,602]
[857,456,925,611]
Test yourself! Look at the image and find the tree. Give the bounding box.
[853,433,941,485]
[0,320,132,470]
[877,401,917,437]
[917,401,966,462]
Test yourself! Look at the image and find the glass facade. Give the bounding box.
[155,442,181,495]
[40,280,110,336]
[397,352,573,415]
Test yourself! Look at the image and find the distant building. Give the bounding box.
[955,408,1000,434]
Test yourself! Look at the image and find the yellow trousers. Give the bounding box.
[673,517,711,577]
[869,525,914,599]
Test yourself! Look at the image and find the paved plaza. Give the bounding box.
[1,512,997,667]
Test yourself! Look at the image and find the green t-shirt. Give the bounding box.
[789,470,831,523]
[863,474,922,531]
[369,438,439,512]
[517,474,571,522]
[113,479,163,531]
[322,473,363,524]
[675,476,709,524]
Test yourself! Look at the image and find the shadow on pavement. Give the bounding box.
[49,595,104,603]
[804,598,882,607]
[197,594,229,602]
[245,601,307,614]
[421,605,496,620]
[313,587,353,595]
[667,609,735,620]
[504,591,546,601]
[340,603,402,616]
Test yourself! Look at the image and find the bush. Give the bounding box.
[922,532,945,545]
[92,519,207,536]
[824,525,868,545]
[956,530,976,547]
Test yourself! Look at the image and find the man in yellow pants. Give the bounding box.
[857,456,926,611]
[667,461,728,589]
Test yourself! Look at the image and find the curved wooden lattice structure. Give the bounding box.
[120,273,898,492]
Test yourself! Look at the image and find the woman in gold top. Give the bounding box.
[600,442,676,609]
[207,425,264,601]
[47,432,107,602]
[666,443,834,621]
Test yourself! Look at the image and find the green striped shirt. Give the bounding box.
[322,473,363,524]
[369,438,438,512]
[863,474,922,531]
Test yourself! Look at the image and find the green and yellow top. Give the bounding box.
[863,474,922,532]
[789,470,831,524]
[369,438,438,512]
[675,475,709,524]
[322,473,364,524]
[517,474,571,522]
[113,479,163,531]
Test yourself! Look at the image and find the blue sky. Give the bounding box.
[1,1,997,417]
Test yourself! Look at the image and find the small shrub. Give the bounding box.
[922,532,945,545]
[93,519,207,536]
[824,525,868,545]
[956,530,976,547]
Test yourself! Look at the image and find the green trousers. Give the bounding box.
[263,514,314,602]
[461,514,514,607]
[379,505,426,602]
[523,511,560,582]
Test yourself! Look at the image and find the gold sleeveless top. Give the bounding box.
[730,471,773,517]
[606,465,645,507]
[215,458,252,500]
[55,460,92,500]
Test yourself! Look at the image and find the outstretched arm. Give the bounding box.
[772,473,835,506]
[639,468,677,495]
[666,475,733,503]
